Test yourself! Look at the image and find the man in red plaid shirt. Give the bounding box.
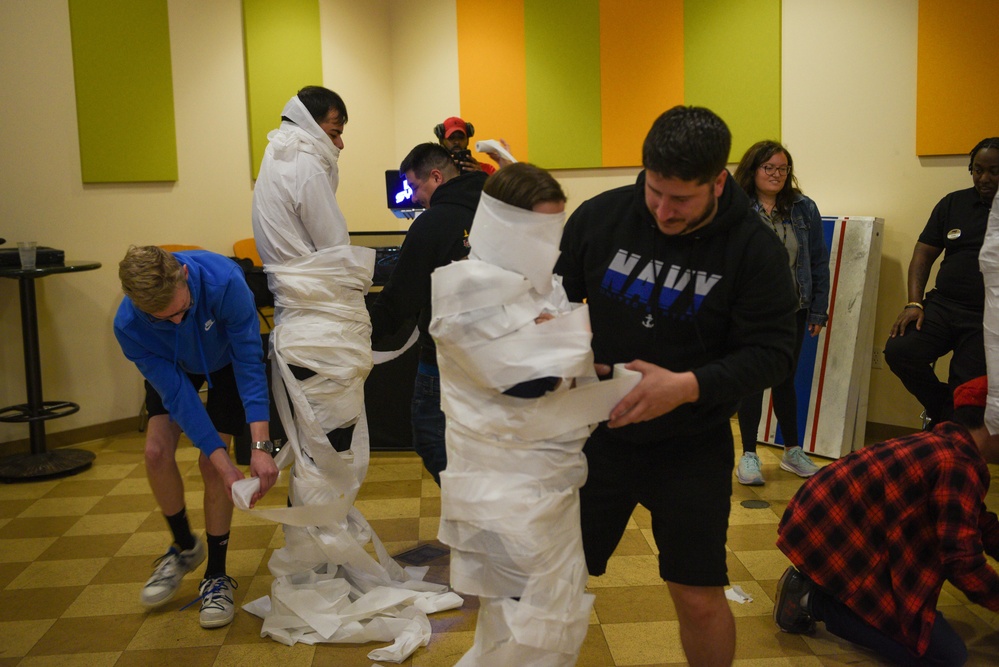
[775,375,999,666]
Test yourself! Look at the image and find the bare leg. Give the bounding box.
[199,433,235,537]
[144,415,184,516]
[667,582,735,667]
[140,416,204,609]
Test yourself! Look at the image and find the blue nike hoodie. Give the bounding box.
[114,250,268,456]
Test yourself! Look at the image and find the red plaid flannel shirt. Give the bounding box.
[777,422,999,656]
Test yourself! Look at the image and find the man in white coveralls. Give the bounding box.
[247,86,459,660]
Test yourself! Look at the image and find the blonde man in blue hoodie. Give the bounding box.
[115,245,278,629]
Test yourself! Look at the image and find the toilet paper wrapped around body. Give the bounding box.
[233,245,461,663]
[979,192,999,435]
[430,194,640,666]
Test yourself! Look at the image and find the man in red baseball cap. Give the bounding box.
[774,375,999,665]
[434,116,496,175]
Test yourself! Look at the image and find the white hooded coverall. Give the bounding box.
[237,95,460,663]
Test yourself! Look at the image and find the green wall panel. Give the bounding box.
[683,0,781,162]
[68,0,178,183]
[243,0,323,179]
[524,0,602,169]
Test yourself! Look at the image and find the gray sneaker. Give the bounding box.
[141,539,206,608]
[737,452,765,485]
[780,446,820,477]
[198,575,237,628]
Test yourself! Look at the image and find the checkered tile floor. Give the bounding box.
[2,425,998,666]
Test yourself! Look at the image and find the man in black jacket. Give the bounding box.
[555,106,798,666]
[369,143,487,484]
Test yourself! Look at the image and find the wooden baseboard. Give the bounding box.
[0,417,139,458]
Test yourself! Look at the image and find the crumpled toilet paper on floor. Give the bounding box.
[725,585,753,604]
[232,246,461,663]
[430,246,641,666]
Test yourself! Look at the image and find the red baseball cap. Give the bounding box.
[954,376,988,409]
[442,116,468,138]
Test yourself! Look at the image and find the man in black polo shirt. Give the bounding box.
[885,138,999,426]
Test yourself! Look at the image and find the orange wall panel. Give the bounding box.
[456,0,528,163]
[599,0,684,167]
[917,0,999,156]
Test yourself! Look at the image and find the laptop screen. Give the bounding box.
[385,170,423,211]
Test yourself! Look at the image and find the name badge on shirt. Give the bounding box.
[947,228,962,240]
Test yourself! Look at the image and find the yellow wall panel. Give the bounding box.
[243,0,323,178]
[68,0,178,183]
[684,0,781,162]
[524,0,601,168]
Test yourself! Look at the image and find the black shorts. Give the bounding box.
[579,421,734,586]
[144,363,245,437]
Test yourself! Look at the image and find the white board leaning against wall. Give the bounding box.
[754,217,884,459]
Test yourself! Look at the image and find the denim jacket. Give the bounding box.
[753,194,830,326]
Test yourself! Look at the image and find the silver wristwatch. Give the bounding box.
[251,440,275,454]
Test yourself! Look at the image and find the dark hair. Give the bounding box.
[952,405,985,430]
[297,86,347,124]
[734,140,802,217]
[399,143,458,180]
[642,106,731,184]
[969,137,999,172]
[482,163,565,210]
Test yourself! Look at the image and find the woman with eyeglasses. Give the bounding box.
[732,140,830,485]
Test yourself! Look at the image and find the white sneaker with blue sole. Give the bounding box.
[737,452,765,485]
[140,539,206,608]
[780,446,820,477]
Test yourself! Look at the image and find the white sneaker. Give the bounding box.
[737,452,765,485]
[780,446,821,477]
[141,539,206,608]
[199,575,237,628]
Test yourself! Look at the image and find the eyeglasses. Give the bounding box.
[760,164,791,177]
[146,285,193,323]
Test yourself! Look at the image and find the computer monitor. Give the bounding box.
[385,170,423,218]
[349,230,407,287]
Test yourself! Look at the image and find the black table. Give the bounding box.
[0,261,101,482]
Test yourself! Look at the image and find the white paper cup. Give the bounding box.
[18,241,37,269]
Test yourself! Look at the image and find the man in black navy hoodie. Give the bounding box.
[556,106,798,666]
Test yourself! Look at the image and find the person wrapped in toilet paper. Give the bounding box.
[430,163,640,666]
[246,87,459,661]
[252,86,371,452]
[979,189,999,435]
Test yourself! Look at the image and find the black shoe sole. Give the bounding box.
[774,566,815,633]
